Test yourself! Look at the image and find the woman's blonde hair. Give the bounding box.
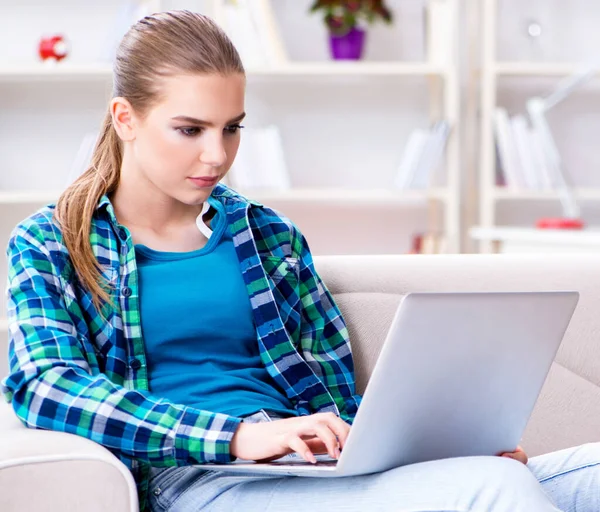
[55,10,244,310]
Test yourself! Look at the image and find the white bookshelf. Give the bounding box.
[475,0,600,253]
[244,187,448,204]
[470,226,600,254]
[0,0,462,296]
[0,63,114,82]
[492,188,600,202]
[0,188,447,207]
[0,61,448,81]
[494,62,600,77]
[0,191,64,204]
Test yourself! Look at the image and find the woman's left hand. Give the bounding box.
[499,445,528,465]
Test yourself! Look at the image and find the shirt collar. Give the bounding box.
[95,183,263,228]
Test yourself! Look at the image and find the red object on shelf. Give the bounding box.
[536,217,585,229]
[38,35,69,61]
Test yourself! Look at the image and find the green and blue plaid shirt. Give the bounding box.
[1,184,361,510]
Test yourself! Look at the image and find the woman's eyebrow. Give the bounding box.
[171,113,246,126]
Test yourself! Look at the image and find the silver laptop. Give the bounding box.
[197,291,579,477]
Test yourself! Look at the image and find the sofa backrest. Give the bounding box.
[314,254,600,456]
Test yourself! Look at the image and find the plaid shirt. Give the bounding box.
[1,184,361,511]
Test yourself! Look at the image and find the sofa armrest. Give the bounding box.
[0,402,138,512]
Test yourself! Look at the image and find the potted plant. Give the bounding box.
[310,0,393,60]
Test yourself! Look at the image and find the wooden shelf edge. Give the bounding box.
[0,191,62,204]
[492,188,600,201]
[237,188,449,204]
[470,225,600,245]
[0,62,446,81]
[494,62,599,77]
[0,188,450,205]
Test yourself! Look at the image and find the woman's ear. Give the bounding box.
[110,97,136,142]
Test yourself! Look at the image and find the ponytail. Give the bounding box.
[55,110,122,310]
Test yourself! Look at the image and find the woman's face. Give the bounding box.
[128,72,246,205]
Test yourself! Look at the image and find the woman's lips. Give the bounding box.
[188,176,219,187]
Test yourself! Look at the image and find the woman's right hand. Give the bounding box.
[230,412,351,464]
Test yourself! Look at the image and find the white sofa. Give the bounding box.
[2,254,600,511]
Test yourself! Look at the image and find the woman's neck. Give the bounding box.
[111,158,204,233]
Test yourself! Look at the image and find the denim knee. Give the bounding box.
[464,456,559,511]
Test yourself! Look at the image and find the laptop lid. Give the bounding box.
[339,291,579,476]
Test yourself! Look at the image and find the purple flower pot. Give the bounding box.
[329,27,366,60]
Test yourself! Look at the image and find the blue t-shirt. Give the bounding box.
[135,197,297,418]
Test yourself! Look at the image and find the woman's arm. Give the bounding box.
[1,223,241,467]
[292,226,362,423]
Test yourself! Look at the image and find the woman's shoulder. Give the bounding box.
[213,184,295,226]
[10,203,64,248]
[5,204,74,280]
[213,184,304,258]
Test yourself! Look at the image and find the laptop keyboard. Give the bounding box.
[266,459,338,466]
[266,453,338,466]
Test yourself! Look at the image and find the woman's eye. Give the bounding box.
[178,127,201,137]
[225,124,244,135]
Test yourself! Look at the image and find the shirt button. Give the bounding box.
[122,286,132,297]
[129,358,142,370]
[118,228,128,241]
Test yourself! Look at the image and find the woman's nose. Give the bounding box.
[199,134,227,167]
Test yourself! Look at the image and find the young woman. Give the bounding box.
[2,10,599,512]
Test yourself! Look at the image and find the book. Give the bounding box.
[220,0,267,68]
[102,1,155,62]
[411,120,451,189]
[409,232,446,254]
[228,125,291,191]
[510,114,540,190]
[495,108,572,191]
[248,0,288,66]
[66,132,99,187]
[393,128,430,190]
[529,126,554,190]
[394,121,450,190]
[213,0,287,68]
[493,107,524,189]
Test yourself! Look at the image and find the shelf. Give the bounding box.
[0,63,114,82]
[470,226,600,246]
[0,188,448,206]
[0,191,62,204]
[237,188,448,205]
[492,188,600,201]
[494,62,600,77]
[0,61,446,83]
[248,62,446,77]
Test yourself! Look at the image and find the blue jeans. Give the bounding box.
[147,411,600,511]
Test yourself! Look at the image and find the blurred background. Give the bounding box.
[1,0,600,267]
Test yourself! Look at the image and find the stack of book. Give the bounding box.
[67,132,99,187]
[394,120,451,190]
[409,232,447,254]
[213,0,287,68]
[102,0,158,62]
[101,1,288,68]
[493,107,557,190]
[227,125,291,191]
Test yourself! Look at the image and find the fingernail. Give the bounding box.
[335,448,341,459]
[305,452,316,464]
